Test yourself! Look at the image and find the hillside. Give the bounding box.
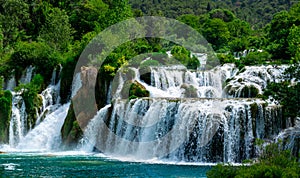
[129,0,299,29]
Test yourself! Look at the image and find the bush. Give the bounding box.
[10,41,62,82]
[140,59,160,68]
[207,142,300,178]
[171,45,199,69]
[0,90,12,143]
[129,81,150,98]
[16,74,44,129]
[217,53,235,64]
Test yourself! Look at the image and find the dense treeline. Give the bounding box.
[129,0,300,29]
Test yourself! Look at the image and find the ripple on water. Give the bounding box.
[1,163,22,171]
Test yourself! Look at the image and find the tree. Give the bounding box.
[0,0,31,46]
[69,0,108,39]
[287,24,300,62]
[39,7,74,51]
[97,0,133,31]
[202,18,230,50]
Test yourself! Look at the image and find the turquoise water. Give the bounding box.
[0,152,211,177]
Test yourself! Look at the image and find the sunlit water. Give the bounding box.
[0,152,211,177]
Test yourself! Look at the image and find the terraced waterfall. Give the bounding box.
[1,62,297,163]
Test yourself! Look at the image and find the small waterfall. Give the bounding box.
[224,65,288,98]
[20,66,35,84]
[191,53,207,70]
[16,103,70,151]
[7,66,67,150]
[80,104,112,151]
[71,73,82,98]
[4,77,16,91]
[9,93,27,147]
[111,64,237,99]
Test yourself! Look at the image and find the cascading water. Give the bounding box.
[4,66,74,151]
[16,103,70,151]
[9,93,27,147]
[81,63,286,163]
[82,97,282,163]
[224,65,288,98]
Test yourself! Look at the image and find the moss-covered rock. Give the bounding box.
[61,102,83,149]
[0,90,12,143]
[180,84,198,98]
[240,85,259,98]
[129,81,150,99]
[60,57,77,104]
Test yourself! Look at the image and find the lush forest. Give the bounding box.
[0,0,300,176]
[130,0,299,29]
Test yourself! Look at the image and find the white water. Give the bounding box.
[16,103,70,151]
[81,97,282,163]
[5,66,74,152]
[2,62,293,164]
[224,65,287,97]
[9,93,27,147]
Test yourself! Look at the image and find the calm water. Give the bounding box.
[0,152,211,177]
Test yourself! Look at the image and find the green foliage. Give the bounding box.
[171,45,199,69]
[39,7,74,51]
[0,0,31,46]
[217,53,235,65]
[209,9,236,22]
[202,18,230,50]
[207,142,300,178]
[263,63,300,120]
[96,0,133,32]
[129,81,149,99]
[140,60,160,68]
[16,74,44,129]
[264,81,300,120]
[241,51,271,65]
[0,90,12,143]
[10,41,62,82]
[287,24,300,62]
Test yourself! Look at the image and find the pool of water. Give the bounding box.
[0,152,212,177]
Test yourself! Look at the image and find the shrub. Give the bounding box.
[0,90,12,143]
[207,142,300,178]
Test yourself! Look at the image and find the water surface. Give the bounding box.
[0,152,211,177]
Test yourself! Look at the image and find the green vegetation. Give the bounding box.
[207,141,300,178]
[16,74,44,129]
[129,81,150,99]
[263,63,300,122]
[130,0,297,29]
[61,102,83,148]
[171,46,199,69]
[0,89,12,143]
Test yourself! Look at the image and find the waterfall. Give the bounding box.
[128,64,237,99]
[224,65,288,98]
[20,65,35,84]
[16,103,70,151]
[82,97,283,163]
[6,66,69,150]
[77,62,291,163]
[9,93,27,147]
